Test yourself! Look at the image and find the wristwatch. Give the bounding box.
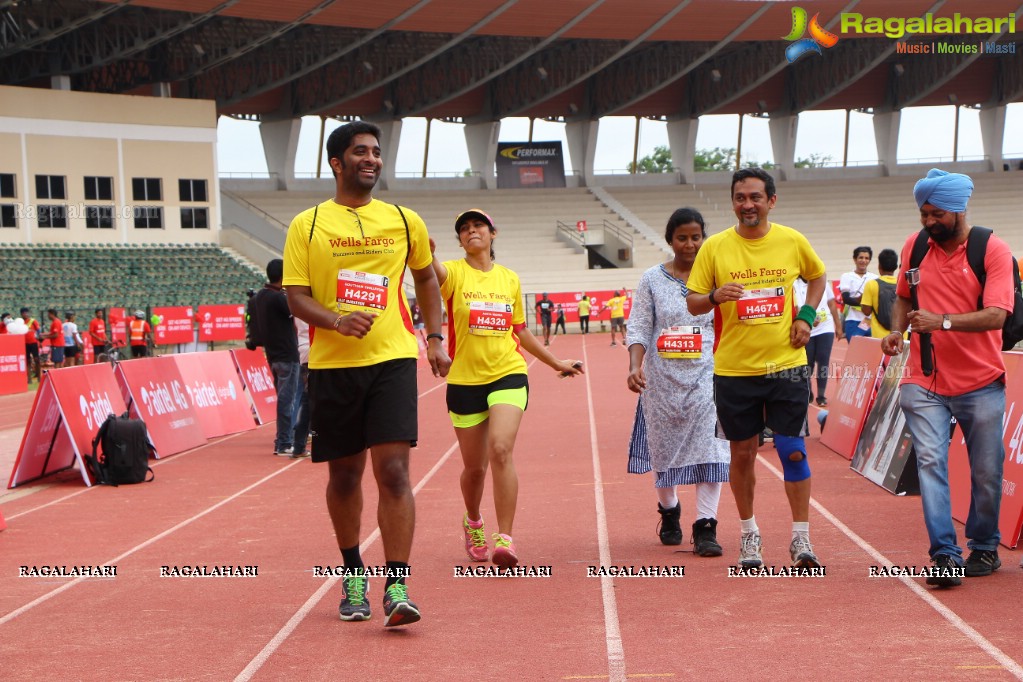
[941,314,952,331]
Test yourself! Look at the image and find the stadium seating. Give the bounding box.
[1,245,264,319]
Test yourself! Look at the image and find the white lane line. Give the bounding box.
[234,440,460,682]
[758,455,1023,680]
[583,341,626,682]
[0,459,304,627]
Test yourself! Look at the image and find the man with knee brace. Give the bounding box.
[687,167,826,569]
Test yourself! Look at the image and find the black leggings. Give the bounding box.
[804,333,834,398]
[554,318,566,335]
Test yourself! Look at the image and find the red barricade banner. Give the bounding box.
[0,334,27,395]
[114,356,207,458]
[820,336,886,460]
[152,306,196,345]
[949,351,1023,548]
[0,506,6,531]
[8,363,127,488]
[231,348,278,425]
[197,304,246,342]
[172,351,257,438]
[108,307,129,345]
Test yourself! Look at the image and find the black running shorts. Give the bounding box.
[713,366,810,441]
[309,358,418,461]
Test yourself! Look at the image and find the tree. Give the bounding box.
[794,153,833,168]
[694,147,737,172]
[628,145,674,173]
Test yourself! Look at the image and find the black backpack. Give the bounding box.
[86,412,155,486]
[910,226,1023,351]
[873,279,898,331]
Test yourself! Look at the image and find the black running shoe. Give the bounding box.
[964,549,1001,577]
[656,502,683,546]
[339,573,371,621]
[382,582,421,627]
[691,518,723,557]
[926,554,963,588]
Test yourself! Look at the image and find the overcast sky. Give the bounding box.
[216,103,1023,178]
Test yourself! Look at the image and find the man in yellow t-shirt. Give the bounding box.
[687,167,826,572]
[859,248,899,338]
[603,291,627,346]
[577,292,591,334]
[283,121,450,628]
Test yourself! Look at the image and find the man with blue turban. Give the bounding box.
[881,168,1015,587]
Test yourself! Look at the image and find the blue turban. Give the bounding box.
[913,168,973,212]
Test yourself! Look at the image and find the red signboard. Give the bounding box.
[0,333,27,395]
[107,307,129,345]
[576,220,587,232]
[197,304,246,342]
[231,348,278,425]
[171,351,257,438]
[820,336,886,460]
[949,351,1023,548]
[115,356,207,458]
[8,363,127,488]
[152,306,196,345]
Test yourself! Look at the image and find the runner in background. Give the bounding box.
[431,208,583,569]
[626,207,728,556]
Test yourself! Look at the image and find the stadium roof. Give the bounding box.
[1,0,1021,122]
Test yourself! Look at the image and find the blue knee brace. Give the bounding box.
[774,435,811,482]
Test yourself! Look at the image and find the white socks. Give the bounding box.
[655,482,723,520]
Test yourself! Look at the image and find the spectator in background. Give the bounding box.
[553,304,567,336]
[535,293,555,346]
[839,246,878,342]
[129,310,152,358]
[410,301,426,345]
[794,277,843,407]
[604,290,627,346]
[0,312,9,333]
[89,308,108,362]
[577,292,591,334]
[43,308,65,368]
[859,248,899,339]
[21,307,40,381]
[250,258,302,457]
[63,311,83,367]
[292,316,311,458]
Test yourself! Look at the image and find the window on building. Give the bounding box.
[0,204,16,228]
[84,176,113,201]
[179,179,208,202]
[0,173,15,198]
[133,206,163,229]
[35,175,66,200]
[131,177,162,202]
[38,204,67,228]
[86,205,114,229]
[180,207,209,229]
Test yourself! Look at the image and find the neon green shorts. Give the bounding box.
[447,375,529,428]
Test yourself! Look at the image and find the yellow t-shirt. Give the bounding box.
[440,259,527,386]
[282,198,431,369]
[687,222,826,377]
[607,296,626,317]
[577,298,591,316]
[860,274,898,338]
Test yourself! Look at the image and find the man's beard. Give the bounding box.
[927,221,957,242]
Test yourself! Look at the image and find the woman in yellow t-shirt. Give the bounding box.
[431,209,584,569]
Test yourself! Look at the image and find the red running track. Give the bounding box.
[0,334,1021,680]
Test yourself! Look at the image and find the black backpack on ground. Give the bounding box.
[86,412,155,486]
[873,279,898,331]
[910,226,1023,352]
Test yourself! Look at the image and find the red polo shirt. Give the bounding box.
[897,229,1014,396]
